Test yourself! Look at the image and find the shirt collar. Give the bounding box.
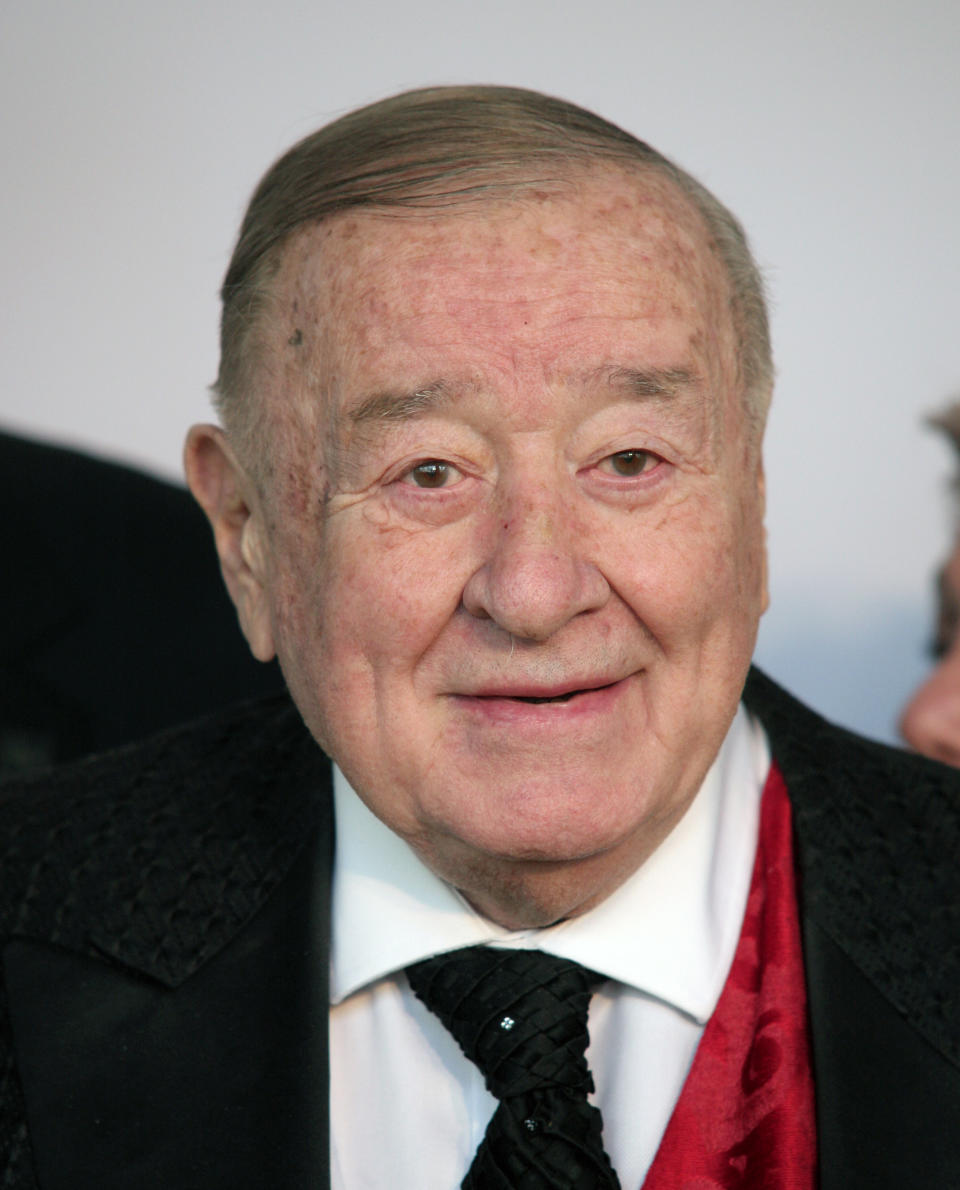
[331,705,769,1025]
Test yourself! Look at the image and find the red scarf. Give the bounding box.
[642,764,817,1189]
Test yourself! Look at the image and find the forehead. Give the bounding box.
[267,169,736,420]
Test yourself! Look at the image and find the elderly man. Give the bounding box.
[1,87,957,1189]
[900,401,960,764]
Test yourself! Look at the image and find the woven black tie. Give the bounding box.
[406,946,621,1190]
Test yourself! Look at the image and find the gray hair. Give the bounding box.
[214,85,773,464]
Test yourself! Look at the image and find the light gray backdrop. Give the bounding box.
[3,0,958,743]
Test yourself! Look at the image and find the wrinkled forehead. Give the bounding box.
[262,168,737,432]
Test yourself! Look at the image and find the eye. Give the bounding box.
[597,449,659,477]
[400,459,463,488]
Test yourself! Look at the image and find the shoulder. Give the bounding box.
[744,665,960,850]
[744,666,960,1064]
[0,695,332,953]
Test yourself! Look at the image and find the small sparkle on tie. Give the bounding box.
[500,1015,515,1031]
[523,1118,539,1133]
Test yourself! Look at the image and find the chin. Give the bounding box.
[449,840,636,928]
[457,808,637,867]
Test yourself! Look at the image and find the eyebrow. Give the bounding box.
[348,382,457,425]
[597,365,701,398]
[346,365,699,427]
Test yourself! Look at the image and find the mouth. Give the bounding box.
[498,686,608,704]
[450,675,633,729]
[470,679,621,704]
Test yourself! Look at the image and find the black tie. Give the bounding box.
[406,946,621,1190]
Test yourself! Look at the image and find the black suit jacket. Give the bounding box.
[0,669,957,1188]
[0,430,284,774]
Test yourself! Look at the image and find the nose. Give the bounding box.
[461,484,610,642]
[899,647,960,766]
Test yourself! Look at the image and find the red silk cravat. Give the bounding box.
[642,764,817,1189]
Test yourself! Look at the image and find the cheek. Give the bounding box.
[283,512,471,679]
[267,552,327,689]
[604,497,760,639]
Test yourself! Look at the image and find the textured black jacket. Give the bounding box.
[0,668,957,1188]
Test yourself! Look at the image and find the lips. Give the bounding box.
[447,676,633,733]
[464,677,622,703]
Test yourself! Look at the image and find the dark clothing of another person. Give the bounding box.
[0,431,283,774]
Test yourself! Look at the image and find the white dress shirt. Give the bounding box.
[329,705,770,1189]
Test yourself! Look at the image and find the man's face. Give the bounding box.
[241,172,767,924]
[900,541,960,765]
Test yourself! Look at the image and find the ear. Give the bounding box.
[184,424,276,662]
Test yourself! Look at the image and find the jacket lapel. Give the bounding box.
[4,821,332,1190]
[803,918,960,1189]
[744,668,960,1187]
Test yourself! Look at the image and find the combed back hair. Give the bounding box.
[214,85,773,465]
